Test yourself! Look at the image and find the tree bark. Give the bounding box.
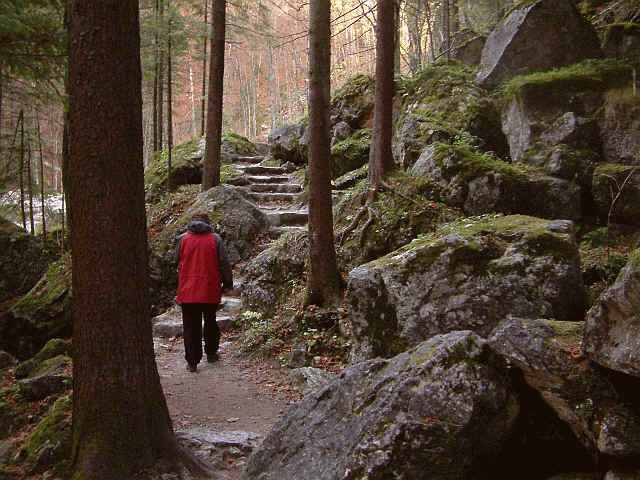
[200,0,208,137]
[19,110,26,231]
[36,112,47,241]
[153,0,159,152]
[368,0,395,186]
[202,0,226,190]
[167,16,173,192]
[67,1,197,477]
[158,0,165,151]
[27,142,35,234]
[305,0,343,307]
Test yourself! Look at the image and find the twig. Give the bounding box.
[605,167,638,225]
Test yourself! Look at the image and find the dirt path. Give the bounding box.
[153,316,298,478]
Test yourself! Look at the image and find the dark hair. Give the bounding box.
[191,211,210,224]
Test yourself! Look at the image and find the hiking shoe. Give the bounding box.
[207,353,219,363]
[186,363,197,372]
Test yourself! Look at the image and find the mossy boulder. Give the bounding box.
[334,171,462,270]
[14,339,71,379]
[144,134,256,202]
[268,123,309,165]
[245,331,518,480]
[345,215,585,362]
[393,62,507,171]
[148,185,268,309]
[330,129,371,179]
[475,0,602,89]
[490,317,640,458]
[0,217,55,305]
[240,230,308,316]
[0,386,28,440]
[602,23,640,64]
[592,164,640,226]
[0,257,71,360]
[584,249,640,378]
[17,394,71,475]
[329,74,375,130]
[17,354,71,402]
[411,142,582,220]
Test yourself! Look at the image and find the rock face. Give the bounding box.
[592,164,640,226]
[268,124,309,165]
[599,89,640,166]
[0,258,72,360]
[330,129,371,179]
[345,215,585,361]
[240,231,308,315]
[490,318,640,458]
[149,185,268,308]
[584,251,640,378]
[411,143,582,220]
[475,0,602,89]
[244,331,518,480]
[0,217,54,305]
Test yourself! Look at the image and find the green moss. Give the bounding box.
[332,74,374,102]
[595,163,638,177]
[21,394,72,473]
[630,249,640,267]
[600,22,640,32]
[331,129,371,160]
[500,59,632,102]
[221,131,258,156]
[15,339,71,379]
[542,320,583,348]
[12,256,72,320]
[220,163,241,184]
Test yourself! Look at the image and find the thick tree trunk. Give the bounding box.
[305,0,343,308]
[368,0,395,186]
[153,0,159,152]
[200,0,208,137]
[202,0,226,190]
[67,1,196,477]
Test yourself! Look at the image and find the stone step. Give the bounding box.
[152,315,236,338]
[250,183,302,194]
[248,192,300,203]
[235,155,265,165]
[265,210,308,227]
[270,225,307,238]
[239,165,288,175]
[246,175,290,184]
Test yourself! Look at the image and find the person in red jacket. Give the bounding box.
[174,211,233,372]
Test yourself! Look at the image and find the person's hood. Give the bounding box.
[186,220,212,234]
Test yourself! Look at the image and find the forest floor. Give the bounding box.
[154,328,300,479]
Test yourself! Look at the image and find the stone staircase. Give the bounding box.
[233,155,308,241]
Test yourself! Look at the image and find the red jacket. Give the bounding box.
[175,222,232,304]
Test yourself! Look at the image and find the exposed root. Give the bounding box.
[379,179,425,209]
[358,206,376,248]
[339,206,368,246]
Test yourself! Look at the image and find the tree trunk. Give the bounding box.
[158,0,165,151]
[368,0,395,186]
[305,0,343,308]
[67,1,210,477]
[27,142,35,234]
[394,0,402,73]
[36,112,47,241]
[153,0,159,152]
[200,0,208,137]
[19,110,26,231]
[0,65,3,157]
[202,0,226,190]
[167,17,173,192]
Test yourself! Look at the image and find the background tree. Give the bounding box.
[67,0,214,476]
[305,0,343,307]
[202,0,226,189]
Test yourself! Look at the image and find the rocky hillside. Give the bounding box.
[1,0,639,478]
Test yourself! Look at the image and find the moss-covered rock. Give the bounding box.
[240,230,308,316]
[598,87,640,166]
[393,62,507,171]
[15,339,71,379]
[334,170,462,270]
[345,214,585,361]
[330,74,375,130]
[17,354,72,402]
[0,352,16,371]
[411,142,582,220]
[0,386,28,440]
[0,217,55,305]
[330,129,371,179]
[0,256,71,361]
[18,394,72,475]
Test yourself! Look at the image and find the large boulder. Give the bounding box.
[0,257,72,360]
[268,123,308,165]
[330,129,370,179]
[394,63,507,171]
[584,250,640,377]
[602,23,640,65]
[410,142,582,220]
[599,88,640,166]
[490,318,640,458]
[329,74,375,130]
[244,331,518,480]
[149,185,269,310]
[345,215,585,362]
[240,230,308,315]
[592,164,640,226]
[0,217,54,305]
[475,0,602,89]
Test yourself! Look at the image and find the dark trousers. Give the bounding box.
[181,303,220,365]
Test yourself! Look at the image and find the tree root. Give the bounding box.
[339,206,368,246]
[358,206,376,248]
